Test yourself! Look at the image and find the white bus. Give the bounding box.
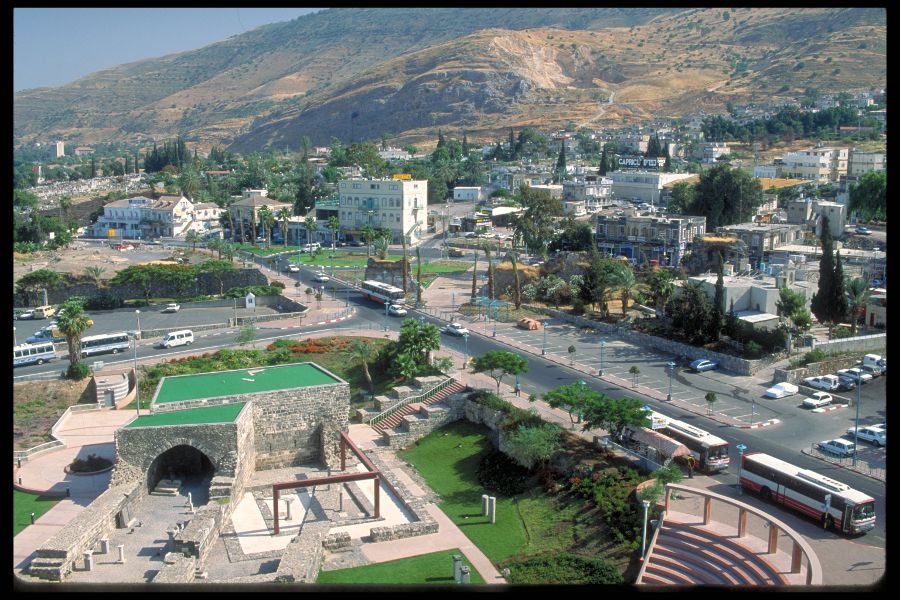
[740,452,876,534]
[361,280,406,305]
[14,342,57,367]
[647,410,730,473]
[80,332,131,358]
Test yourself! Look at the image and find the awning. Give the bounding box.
[625,427,691,458]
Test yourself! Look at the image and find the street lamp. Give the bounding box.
[641,499,651,558]
[462,332,469,369]
[735,443,747,495]
[666,360,675,401]
[852,380,862,467]
[492,304,497,337]
[384,301,389,332]
[13,327,16,346]
[598,339,606,376]
[133,310,141,418]
[542,321,548,356]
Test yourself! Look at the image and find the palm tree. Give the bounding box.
[304,215,317,246]
[59,195,72,222]
[612,266,648,316]
[277,207,291,248]
[84,266,106,287]
[327,215,340,253]
[362,224,376,258]
[482,243,494,300]
[257,205,274,248]
[178,169,200,201]
[205,236,223,259]
[248,207,258,247]
[401,230,409,293]
[185,230,201,252]
[845,277,871,336]
[507,250,522,310]
[349,339,378,395]
[471,248,479,300]
[415,246,424,306]
[57,299,92,370]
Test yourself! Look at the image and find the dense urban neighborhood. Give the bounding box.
[13,7,885,591]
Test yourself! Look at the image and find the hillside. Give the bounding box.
[13,7,885,152]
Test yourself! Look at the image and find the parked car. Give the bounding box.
[162,303,181,313]
[802,392,833,409]
[689,359,718,373]
[858,364,883,379]
[442,323,469,337]
[817,438,856,457]
[845,426,886,447]
[348,240,366,247]
[765,382,799,398]
[387,304,408,317]
[517,318,541,330]
[448,248,465,258]
[836,375,858,392]
[837,368,872,385]
[855,226,872,235]
[312,271,330,283]
[285,264,300,273]
[14,309,35,320]
[802,375,840,392]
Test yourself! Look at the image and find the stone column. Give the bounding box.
[452,554,462,582]
[285,497,294,521]
[488,496,496,524]
[482,494,489,517]
[117,544,126,564]
[100,538,110,554]
[460,565,471,584]
[84,551,93,571]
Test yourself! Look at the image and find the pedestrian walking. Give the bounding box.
[514,382,521,396]
[687,455,695,479]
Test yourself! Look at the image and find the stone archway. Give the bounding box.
[146,444,216,504]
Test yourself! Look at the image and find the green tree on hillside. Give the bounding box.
[688,164,763,228]
[848,170,886,222]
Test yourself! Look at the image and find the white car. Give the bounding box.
[802,375,840,392]
[442,323,469,336]
[312,272,330,283]
[764,382,799,398]
[162,303,181,313]
[802,392,833,409]
[817,438,856,457]
[285,264,300,273]
[846,426,886,447]
[387,304,408,316]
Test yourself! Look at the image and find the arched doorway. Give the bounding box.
[146,445,215,505]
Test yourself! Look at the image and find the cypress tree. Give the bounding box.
[508,128,515,160]
[599,145,608,176]
[810,215,835,332]
[554,144,566,183]
[664,154,672,173]
[712,252,725,339]
[462,133,469,156]
[831,250,848,327]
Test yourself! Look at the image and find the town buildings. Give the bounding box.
[91,195,197,239]
[608,170,695,206]
[595,209,706,266]
[780,147,848,183]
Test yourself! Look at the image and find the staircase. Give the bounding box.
[640,520,790,586]
[371,380,466,435]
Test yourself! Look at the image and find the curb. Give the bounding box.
[741,419,780,429]
[814,404,846,413]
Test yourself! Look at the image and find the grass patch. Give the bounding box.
[317,549,485,584]
[13,490,60,536]
[14,379,95,450]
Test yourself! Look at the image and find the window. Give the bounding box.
[390,184,399,190]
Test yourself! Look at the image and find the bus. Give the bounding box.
[647,410,730,473]
[361,280,406,305]
[13,342,57,367]
[740,452,876,534]
[80,332,132,358]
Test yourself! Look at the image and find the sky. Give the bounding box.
[14,8,323,92]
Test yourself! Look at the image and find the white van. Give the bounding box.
[302,242,321,253]
[33,305,56,319]
[862,354,884,371]
[158,330,194,349]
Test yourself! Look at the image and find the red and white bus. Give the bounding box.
[647,410,730,473]
[361,280,406,305]
[740,452,876,534]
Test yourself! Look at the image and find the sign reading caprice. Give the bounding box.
[617,155,662,169]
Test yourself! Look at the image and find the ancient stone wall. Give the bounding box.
[152,553,197,583]
[28,480,144,581]
[174,503,224,566]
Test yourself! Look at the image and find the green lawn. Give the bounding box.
[14,490,60,536]
[400,421,549,563]
[288,253,397,268]
[317,549,485,584]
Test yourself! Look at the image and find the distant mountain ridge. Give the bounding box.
[13,7,885,152]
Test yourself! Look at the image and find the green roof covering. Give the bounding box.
[126,403,246,428]
[153,362,341,405]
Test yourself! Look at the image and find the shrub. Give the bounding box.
[69,453,112,473]
[744,340,763,357]
[502,553,624,584]
[803,348,827,364]
[84,291,124,310]
[466,390,543,431]
[66,362,91,380]
[477,450,531,496]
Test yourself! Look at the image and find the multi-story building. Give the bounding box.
[813,201,846,238]
[74,146,95,157]
[609,171,695,206]
[595,210,706,266]
[53,141,65,159]
[848,150,886,177]
[699,142,730,164]
[528,184,563,200]
[714,222,806,264]
[91,195,195,239]
[753,165,778,179]
[563,176,612,212]
[780,147,849,183]
[337,178,427,245]
[452,186,486,203]
[228,194,295,242]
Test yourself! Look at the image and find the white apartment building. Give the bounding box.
[338,178,428,245]
[378,147,412,161]
[848,151,885,177]
[781,147,848,183]
[53,141,65,159]
[609,171,695,206]
[528,184,563,200]
[92,195,195,239]
[563,177,613,212]
[814,201,846,239]
[699,142,730,164]
[753,165,778,179]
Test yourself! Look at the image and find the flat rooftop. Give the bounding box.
[153,362,342,405]
[127,403,246,428]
